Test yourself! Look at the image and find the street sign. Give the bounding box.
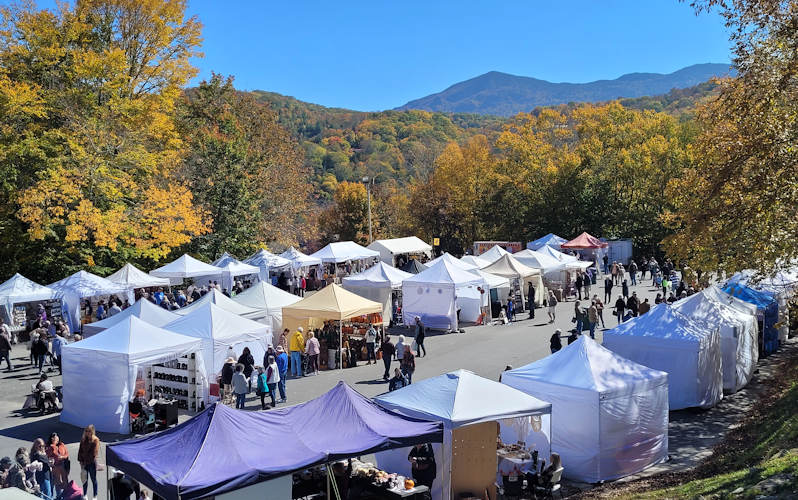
[433,237,440,246]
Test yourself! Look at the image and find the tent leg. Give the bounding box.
[339,321,343,371]
[105,460,110,500]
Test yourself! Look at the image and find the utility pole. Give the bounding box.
[362,176,373,243]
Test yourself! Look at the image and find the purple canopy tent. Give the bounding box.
[106,382,443,500]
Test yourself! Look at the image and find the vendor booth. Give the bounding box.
[527,233,567,251]
[401,259,488,331]
[722,282,780,356]
[233,281,301,332]
[537,244,578,263]
[400,259,428,275]
[48,271,131,333]
[282,284,383,369]
[672,289,759,393]
[375,370,552,500]
[310,241,380,264]
[0,273,57,332]
[280,246,323,272]
[479,244,509,263]
[175,288,262,319]
[560,232,608,267]
[728,269,796,344]
[83,298,179,336]
[244,248,293,282]
[502,336,669,483]
[367,236,432,267]
[342,262,412,323]
[60,316,204,434]
[165,302,272,377]
[427,252,478,271]
[149,254,223,282]
[481,254,546,307]
[106,382,443,500]
[603,304,723,410]
[207,252,261,292]
[460,255,491,269]
[106,263,170,290]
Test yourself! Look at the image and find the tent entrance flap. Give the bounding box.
[451,422,498,500]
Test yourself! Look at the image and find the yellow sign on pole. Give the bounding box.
[433,237,440,246]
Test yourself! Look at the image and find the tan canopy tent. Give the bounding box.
[481,254,546,307]
[282,284,383,370]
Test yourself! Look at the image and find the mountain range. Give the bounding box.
[397,63,732,116]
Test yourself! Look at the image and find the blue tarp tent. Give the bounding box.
[106,382,442,500]
[722,282,780,356]
[526,233,567,251]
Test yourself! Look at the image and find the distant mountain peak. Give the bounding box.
[397,63,732,116]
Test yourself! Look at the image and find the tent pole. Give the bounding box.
[105,460,110,500]
[326,463,330,499]
[339,321,343,371]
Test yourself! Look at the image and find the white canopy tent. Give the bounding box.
[513,249,563,274]
[309,241,380,264]
[401,259,488,330]
[244,249,292,282]
[106,264,170,304]
[460,255,491,269]
[165,302,272,377]
[203,252,261,292]
[0,273,57,325]
[149,254,223,281]
[367,236,432,266]
[479,244,509,264]
[60,316,204,434]
[83,298,180,336]
[376,370,552,500]
[481,254,546,307]
[537,244,578,263]
[279,247,323,273]
[672,288,759,393]
[48,271,131,333]
[342,262,412,321]
[502,336,669,483]
[427,252,478,271]
[603,304,723,410]
[174,288,262,319]
[232,281,301,332]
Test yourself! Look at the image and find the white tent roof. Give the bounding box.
[149,254,223,279]
[537,244,578,263]
[505,336,668,397]
[279,246,322,269]
[309,241,380,263]
[426,252,478,271]
[232,281,301,332]
[376,369,550,428]
[82,298,180,336]
[342,261,413,289]
[0,273,56,306]
[106,263,170,289]
[48,270,130,298]
[512,249,563,273]
[479,244,509,263]
[403,259,486,288]
[460,255,491,268]
[212,260,260,278]
[66,315,201,360]
[367,237,432,259]
[481,254,540,279]
[175,288,261,318]
[468,269,510,289]
[244,249,292,270]
[702,285,758,316]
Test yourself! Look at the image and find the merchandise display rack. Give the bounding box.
[146,353,203,412]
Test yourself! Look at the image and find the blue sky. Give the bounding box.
[28,0,732,111]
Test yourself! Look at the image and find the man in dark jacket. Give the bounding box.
[408,443,437,489]
[527,282,535,319]
[604,276,613,304]
[414,316,426,357]
[32,332,49,374]
[626,292,640,317]
[221,358,235,405]
[380,336,396,381]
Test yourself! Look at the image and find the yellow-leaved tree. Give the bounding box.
[0,0,207,281]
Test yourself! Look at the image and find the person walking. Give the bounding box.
[575,272,584,301]
[265,356,280,408]
[573,301,584,333]
[275,346,288,403]
[588,301,599,339]
[506,296,515,322]
[305,331,320,375]
[31,438,53,500]
[627,291,640,317]
[232,363,248,410]
[604,276,613,304]
[289,327,305,377]
[602,254,609,274]
[611,261,619,285]
[51,333,66,375]
[614,295,626,324]
[396,335,406,364]
[380,335,396,381]
[629,260,638,285]
[220,357,235,405]
[527,282,536,319]
[550,329,563,354]
[547,291,558,323]
[413,317,426,357]
[622,279,629,299]
[32,332,48,374]
[256,366,268,410]
[365,324,377,364]
[77,425,100,500]
[0,319,13,372]
[593,295,606,328]
[237,347,255,392]
[400,344,415,384]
